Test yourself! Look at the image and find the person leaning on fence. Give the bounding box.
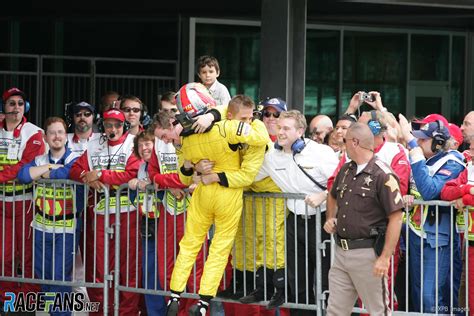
[253,110,339,314]
[324,122,404,315]
[398,113,465,313]
[69,108,141,315]
[128,130,167,316]
[190,95,277,312]
[66,101,101,156]
[0,87,45,304]
[17,117,81,316]
[155,83,269,316]
[148,111,205,316]
[440,110,474,313]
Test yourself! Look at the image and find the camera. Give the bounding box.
[360,92,375,103]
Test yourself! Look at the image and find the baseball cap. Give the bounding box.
[261,97,287,113]
[412,113,449,126]
[448,123,463,144]
[103,109,125,122]
[176,82,216,117]
[412,121,451,140]
[73,101,95,114]
[2,87,27,102]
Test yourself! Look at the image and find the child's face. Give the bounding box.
[198,65,219,88]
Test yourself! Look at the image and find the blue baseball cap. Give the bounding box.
[411,121,450,140]
[73,101,95,114]
[261,97,287,113]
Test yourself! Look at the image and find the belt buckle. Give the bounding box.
[340,238,349,251]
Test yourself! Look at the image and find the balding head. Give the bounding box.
[462,111,474,143]
[309,115,333,143]
[345,123,375,164]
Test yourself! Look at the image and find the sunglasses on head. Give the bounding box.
[74,111,93,118]
[122,107,141,113]
[263,111,280,118]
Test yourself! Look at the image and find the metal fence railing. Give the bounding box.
[1,180,473,315]
[0,53,179,126]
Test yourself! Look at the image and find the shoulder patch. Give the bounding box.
[236,122,251,136]
[438,169,452,176]
[33,140,42,146]
[375,159,393,174]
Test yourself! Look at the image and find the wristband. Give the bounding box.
[407,139,418,150]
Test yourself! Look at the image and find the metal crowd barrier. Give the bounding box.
[2,179,473,316]
[0,179,110,314]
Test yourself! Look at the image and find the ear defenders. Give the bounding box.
[431,120,448,153]
[0,98,30,113]
[274,138,306,155]
[368,111,382,136]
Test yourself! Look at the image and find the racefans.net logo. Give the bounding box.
[3,292,100,313]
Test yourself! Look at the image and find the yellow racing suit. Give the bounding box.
[169,119,269,297]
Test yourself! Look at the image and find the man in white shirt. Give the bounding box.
[255,110,339,313]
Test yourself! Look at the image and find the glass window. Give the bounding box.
[451,36,465,125]
[410,34,449,81]
[305,30,339,121]
[195,23,260,102]
[343,32,407,116]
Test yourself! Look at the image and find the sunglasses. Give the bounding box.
[122,107,141,113]
[104,122,123,129]
[6,101,25,106]
[263,111,280,118]
[163,108,178,113]
[74,112,93,118]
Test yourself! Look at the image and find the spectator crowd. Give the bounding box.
[1,54,474,316]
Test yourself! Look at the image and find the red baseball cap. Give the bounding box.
[2,87,27,102]
[103,109,125,122]
[448,123,463,144]
[413,113,449,126]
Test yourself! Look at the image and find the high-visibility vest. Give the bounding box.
[0,122,43,200]
[155,139,189,215]
[32,153,78,233]
[87,134,136,214]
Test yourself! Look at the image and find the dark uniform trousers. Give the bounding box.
[286,211,330,315]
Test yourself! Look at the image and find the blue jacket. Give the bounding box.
[411,150,465,247]
[18,147,85,215]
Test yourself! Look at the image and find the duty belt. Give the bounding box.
[335,234,374,251]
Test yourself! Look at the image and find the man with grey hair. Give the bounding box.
[309,114,333,144]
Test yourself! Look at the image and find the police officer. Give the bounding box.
[324,123,404,315]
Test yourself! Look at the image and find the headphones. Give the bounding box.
[274,138,306,155]
[64,101,98,131]
[0,98,30,114]
[431,120,448,153]
[368,111,382,136]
